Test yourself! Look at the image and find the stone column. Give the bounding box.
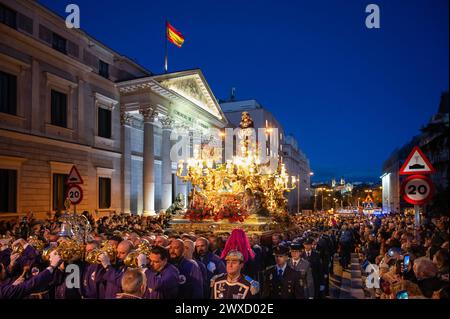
[120,109,132,214]
[140,106,158,216]
[161,116,174,210]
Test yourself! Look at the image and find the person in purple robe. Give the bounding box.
[169,239,203,299]
[0,250,60,299]
[142,245,179,299]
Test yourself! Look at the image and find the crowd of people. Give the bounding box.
[0,210,448,299]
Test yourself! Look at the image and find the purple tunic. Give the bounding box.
[144,263,179,299]
[81,263,106,299]
[0,268,53,299]
[197,252,226,282]
[99,264,127,299]
[172,257,204,299]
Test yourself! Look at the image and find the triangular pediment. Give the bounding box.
[153,70,225,121]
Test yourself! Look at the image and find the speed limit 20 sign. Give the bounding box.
[66,184,83,205]
[401,175,434,205]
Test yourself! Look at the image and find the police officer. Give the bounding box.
[288,243,314,299]
[302,237,324,299]
[210,250,259,299]
[262,245,304,299]
[316,230,333,296]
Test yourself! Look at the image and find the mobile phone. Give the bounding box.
[396,290,409,299]
[403,255,410,273]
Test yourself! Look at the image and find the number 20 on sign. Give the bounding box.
[66,184,83,205]
[401,175,434,205]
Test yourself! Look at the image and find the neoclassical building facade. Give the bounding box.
[0,0,227,220]
[117,70,228,215]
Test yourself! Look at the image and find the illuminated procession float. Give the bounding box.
[168,112,298,235]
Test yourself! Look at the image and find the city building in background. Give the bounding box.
[0,0,148,219]
[0,0,229,219]
[381,91,449,215]
[282,135,312,212]
[220,98,311,213]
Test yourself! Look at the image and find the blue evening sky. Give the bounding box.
[38,0,449,182]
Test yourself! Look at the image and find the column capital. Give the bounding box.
[160,115,174,130]
[139,105,158,123]
[120,110,133,126]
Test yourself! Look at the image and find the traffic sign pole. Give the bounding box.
[414,205,420,227]
[399,146,434,230]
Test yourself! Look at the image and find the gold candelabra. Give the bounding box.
[176,136,296,219]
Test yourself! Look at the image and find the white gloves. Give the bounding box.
[98,252,111,268]
[320,285,325,291]
[137,253,147,268]
[49,250,61,268]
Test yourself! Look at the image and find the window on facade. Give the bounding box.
[99,60,109,79]
[0,70,17,115]
[0,4,17,29]
[52,173,68,212]
[98,107,112,138]
[0,169,17,213]
[52,32,67,54]
[99,177,111,209]
[51,89,67,128]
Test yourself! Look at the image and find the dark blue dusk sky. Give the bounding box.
[39,0,449,183]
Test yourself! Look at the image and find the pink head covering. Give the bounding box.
[220,229,255,263]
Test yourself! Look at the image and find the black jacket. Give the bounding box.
[262,265,304,299]
[302,250,324,298]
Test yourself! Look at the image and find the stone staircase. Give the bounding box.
[337,253,366,299]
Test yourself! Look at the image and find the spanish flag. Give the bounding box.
[166,21,185,48]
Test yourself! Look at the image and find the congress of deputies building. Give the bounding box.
[0,0,311,221]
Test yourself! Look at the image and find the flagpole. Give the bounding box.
[164,20,168,73]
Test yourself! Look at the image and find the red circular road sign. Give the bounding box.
[66,184,83,205]
[401,175,434,205]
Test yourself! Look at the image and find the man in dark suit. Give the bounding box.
[302,237,324,299]
[262,245,304,299]
[288,243,314,299]
[316,230,333,296]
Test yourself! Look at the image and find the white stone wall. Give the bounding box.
[0,0,149,220]
[131,128,144,154]
[0,134,121,219]
[130,157,143,215]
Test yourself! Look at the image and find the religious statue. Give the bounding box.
[241,188,256,214]
[239,111,254,129]
[166,193,186,215]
